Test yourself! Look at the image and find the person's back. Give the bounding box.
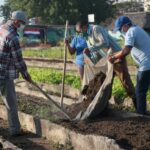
[0,21,20,79]
[126,25,150,71]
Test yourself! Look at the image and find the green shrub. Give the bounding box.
[26,67,81,89]
[22,66,150,103]
[112,77,127,103]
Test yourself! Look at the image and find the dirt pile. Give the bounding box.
[67,71,106,118]
[1,92,150,149]
[0,92,64,121]
[60,108,150,150]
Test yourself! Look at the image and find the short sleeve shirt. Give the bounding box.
[71,34,88,66]
[125,25,150,71]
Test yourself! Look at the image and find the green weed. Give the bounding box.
[23,47,75,59]
[25,67,81,89]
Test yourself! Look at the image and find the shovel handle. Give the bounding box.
[31,81,71,121]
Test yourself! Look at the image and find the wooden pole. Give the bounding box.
[60,20,69,108]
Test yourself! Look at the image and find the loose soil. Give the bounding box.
[59,108,150,150]
[67,71,106,118]
[1,91,150,149]
[17,93,150,150]
[17,92,64,121]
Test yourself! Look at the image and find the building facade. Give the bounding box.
[144,0,150,12]
[112,0,144,4]
[111,0,146,12]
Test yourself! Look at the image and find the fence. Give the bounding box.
[19,25,75,47]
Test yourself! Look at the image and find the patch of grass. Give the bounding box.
[112,76,137,102]
[112,76,150,103]
[25,67,150,102]
[23,47,75,59]
[112,77,127,103]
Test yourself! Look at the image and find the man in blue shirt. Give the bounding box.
[110,16,150,115]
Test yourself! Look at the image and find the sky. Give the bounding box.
[0,0,5,22]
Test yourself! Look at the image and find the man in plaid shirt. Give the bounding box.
[0,10,32,136]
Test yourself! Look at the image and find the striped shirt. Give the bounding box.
[0,20,27,79]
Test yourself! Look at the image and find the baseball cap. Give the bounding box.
[11,11,28,25]
[114,16,132,32]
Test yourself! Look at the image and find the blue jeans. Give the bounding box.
[136,70,150,114]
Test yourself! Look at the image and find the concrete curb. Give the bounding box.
[0,105,123,150]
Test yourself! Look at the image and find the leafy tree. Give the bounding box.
[0,4,10,21]
[0,0,115,24]
[76,0,114,23]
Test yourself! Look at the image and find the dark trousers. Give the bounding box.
[136,70,150,114]
[0,80,21,135]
